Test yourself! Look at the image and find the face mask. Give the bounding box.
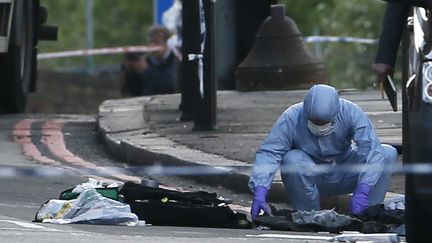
[307,120,333,136]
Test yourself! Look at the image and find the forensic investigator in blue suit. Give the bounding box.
[249,84,398,220]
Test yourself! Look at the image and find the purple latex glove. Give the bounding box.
[351,183,371,215]
[251,186,270,220]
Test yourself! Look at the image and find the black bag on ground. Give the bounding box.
[119,182,250,228]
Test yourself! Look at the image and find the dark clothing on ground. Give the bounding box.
[124,52,177,96]
[375,1,432,67]
[255,204,405,235]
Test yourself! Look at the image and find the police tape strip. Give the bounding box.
[304,36,378,45]
[1,163,431,178]
[0,165,236,178]
[36,45,162,60]
[36,36,376,60]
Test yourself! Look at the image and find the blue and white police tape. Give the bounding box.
[1,163,432,178]
[304,36,378,45]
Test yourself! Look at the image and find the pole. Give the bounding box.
[193,0,216,130]
[153,0,157,23]
[86,0,94,73]
[179,0,200,121]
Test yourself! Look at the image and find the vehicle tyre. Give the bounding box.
[0,0,35,113]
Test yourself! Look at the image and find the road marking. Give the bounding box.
[13,119,139,184]
[42,120,141,184]
[13,119,61,166]
[172,231,211,235]
[0,220,47,229]
[13,119,251,215]
[0,202,40,209]
[41,120,99,169]
[246,233,333,241]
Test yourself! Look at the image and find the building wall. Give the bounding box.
[26,70,124,114]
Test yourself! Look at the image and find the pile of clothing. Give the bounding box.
[255,197,405,236]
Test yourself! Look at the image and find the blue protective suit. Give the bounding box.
[249,84,397,210]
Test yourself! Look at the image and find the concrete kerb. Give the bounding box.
[98,97,152,159]
[97,96,290,202]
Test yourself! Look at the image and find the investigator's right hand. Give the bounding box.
[251,186,270,221]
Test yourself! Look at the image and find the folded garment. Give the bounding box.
[254,205,405,235]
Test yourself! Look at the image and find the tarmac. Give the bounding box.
[97,89,403,205]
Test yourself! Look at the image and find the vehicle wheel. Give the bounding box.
[0,0,35,113]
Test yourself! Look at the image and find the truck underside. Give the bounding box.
[0,0,56,113]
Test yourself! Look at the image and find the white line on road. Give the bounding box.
[0,220,47,229]
[0,202,40,209]
[172,231,211,235]
[246,233,333,241]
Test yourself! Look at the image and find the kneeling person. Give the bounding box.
[249,84,397,220]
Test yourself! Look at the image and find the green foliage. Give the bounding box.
[279,0,389,89]
[38,0,394,89]
[38,0,153,71]
[38,0,86,69]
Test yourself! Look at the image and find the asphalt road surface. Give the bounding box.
[1,114,338,243]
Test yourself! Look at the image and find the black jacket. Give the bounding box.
[124,52,178,96]
[375,0,432,66]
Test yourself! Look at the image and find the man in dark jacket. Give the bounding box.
[123,25,178,96]
[373,0,432,82]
